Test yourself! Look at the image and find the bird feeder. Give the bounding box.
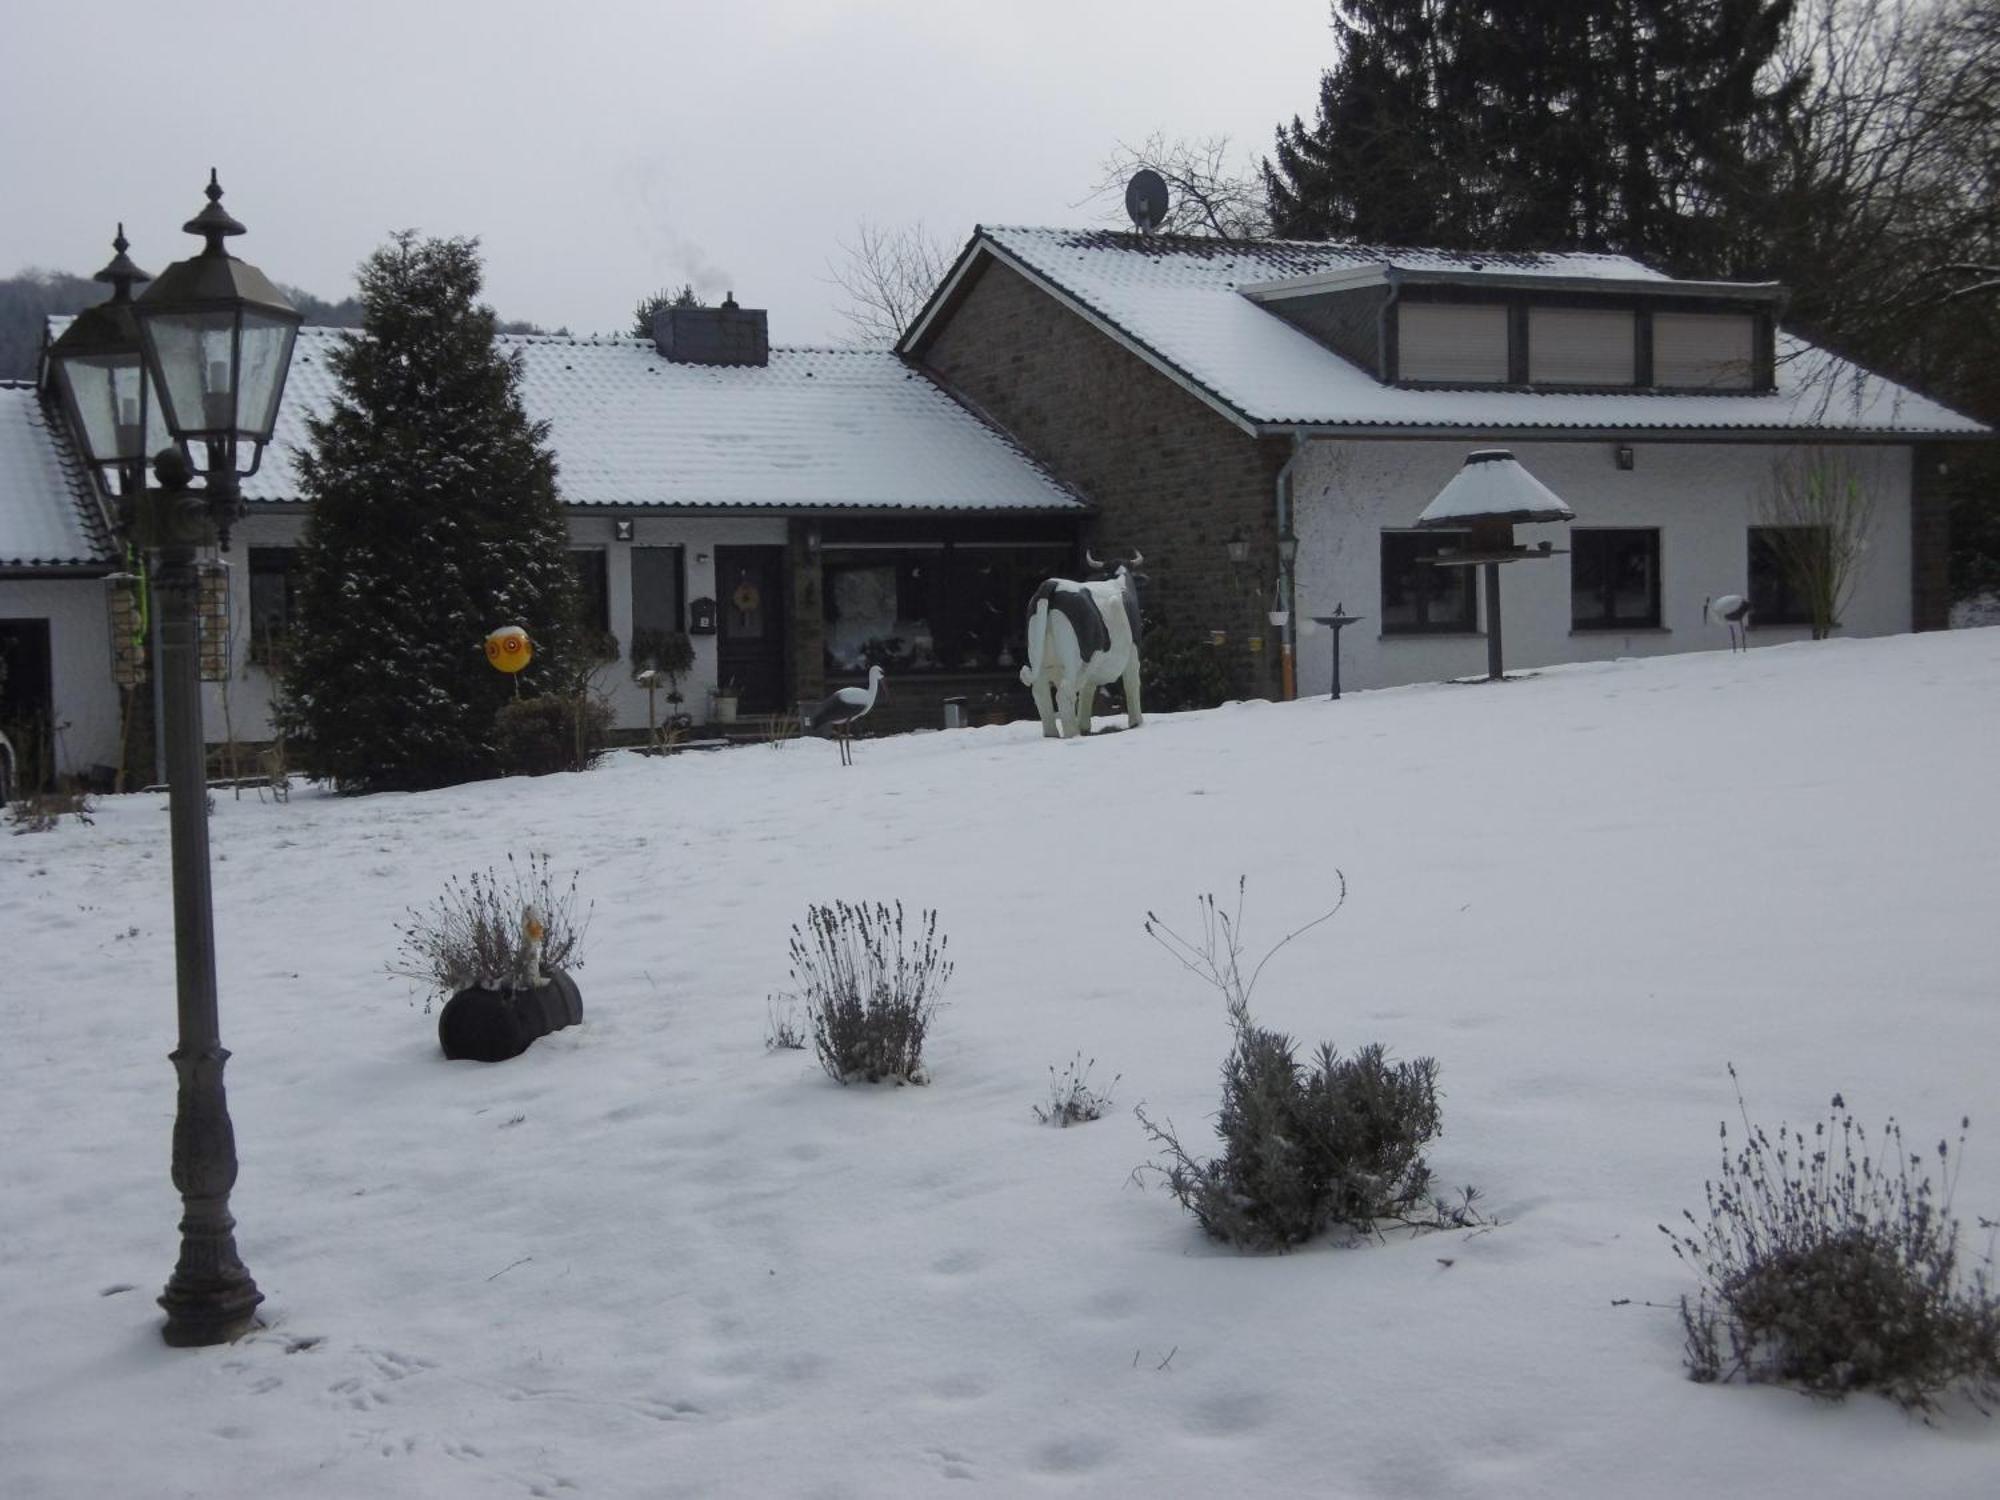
[1415,450,1573,682]
[1311,605,1365,701]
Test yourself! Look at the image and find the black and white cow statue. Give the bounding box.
[1019,551,1145,739]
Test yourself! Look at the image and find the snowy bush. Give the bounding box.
[1135,878,1480,1251]
[1664,1071,2000,1410]
[784,901,951,1085]
[1034,1053,1120,1126]
[393,853,591,1010]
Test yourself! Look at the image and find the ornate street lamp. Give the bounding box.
[53,172,300,1347]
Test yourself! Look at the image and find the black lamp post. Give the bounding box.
[48,172,300,1348]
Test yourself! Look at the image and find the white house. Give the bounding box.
[0,381,121,786]
[901,227,1988,697]
[26,301,1088,778]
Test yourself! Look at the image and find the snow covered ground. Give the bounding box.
[3,630,1997,1498]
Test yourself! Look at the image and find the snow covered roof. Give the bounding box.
[907,226,1987,439]
[244,328,1084,512]
[1417,449,1576,526]
[0,382,113,571]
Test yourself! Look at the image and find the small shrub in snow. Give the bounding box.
[1664,1071,2000,1410]
[494,693,613,777]
[785,900,951,1084]
[765,996,807,1051]
[1035,1054,1120,1126]
[1135,877,1481,1251]
[393,853,590,1010]
[6,787,93,834]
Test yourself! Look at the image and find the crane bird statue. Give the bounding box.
[1704,593,1753,652]
[808,665,885,765]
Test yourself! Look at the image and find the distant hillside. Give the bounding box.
[0,269,545,382]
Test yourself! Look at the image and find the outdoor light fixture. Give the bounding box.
[1277,532,1299,567]
[57,174,300,1348]
[131,172,300,498]
[805,524,822,559]
[46,228,173,498]
[1224,531,1250,566]
[1615,445,1635,471]
[614,519,635,542]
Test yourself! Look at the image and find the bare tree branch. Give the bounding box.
[1084,133,1271,239]
[826,221,954,349]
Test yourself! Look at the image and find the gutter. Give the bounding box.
[1274,428,1311,699]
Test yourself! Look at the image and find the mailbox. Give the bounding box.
[688,596,718,635]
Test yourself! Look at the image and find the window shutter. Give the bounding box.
[1654,312,1755,389]
[1528,308,1637,386]
[1399,304,1509,383]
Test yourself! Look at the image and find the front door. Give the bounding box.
[0,618,54,794]
[714,546,789,714]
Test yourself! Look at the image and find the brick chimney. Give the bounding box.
[652,292,769,366]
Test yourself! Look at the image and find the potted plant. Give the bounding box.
[709,678,740,725]
[631,629,697,748]
[393,855,591,1063]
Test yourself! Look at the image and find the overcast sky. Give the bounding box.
[2,0,1333,344]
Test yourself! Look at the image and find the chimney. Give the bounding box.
[652,291,769,366]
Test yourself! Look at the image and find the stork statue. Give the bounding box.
[1704,594,1753,652]
[808,665,885,765]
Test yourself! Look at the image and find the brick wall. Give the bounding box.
[915,256,1289,696]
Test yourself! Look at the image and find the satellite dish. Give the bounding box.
[1125,169,1169,234]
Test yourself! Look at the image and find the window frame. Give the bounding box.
[568,548,614,658]
[246,546,298,668]
[1380,529,1478,635]
[1569,527,1663,631]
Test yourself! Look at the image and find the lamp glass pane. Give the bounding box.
[144,308,238,439]
[235,310,297,441]
[55,353,131,465]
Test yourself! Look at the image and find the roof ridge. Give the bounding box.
[983,224,1651,266]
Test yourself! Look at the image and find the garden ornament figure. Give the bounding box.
[1020,551,1145,738]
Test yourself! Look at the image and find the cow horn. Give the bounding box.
[1126,549,1144,567]
[1084,550,1105,570]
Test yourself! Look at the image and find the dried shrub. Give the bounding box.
[765,996,807,1051]
[784,901,951,1084]
[6,787,93,834]
[1135,877,1481,1250]
[393,853,591,1010]
[1664,1070,2000,1410]
[1034,1053,1120,1126]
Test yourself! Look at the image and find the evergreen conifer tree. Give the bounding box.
[1265,1,1799,275]
[280,233,583,792]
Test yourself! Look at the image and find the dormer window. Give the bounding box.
[1399,303,1508,384]
[1528,307,1637,386]
[1654,311,1756,390]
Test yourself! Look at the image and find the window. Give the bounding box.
[247,547,297,667]
[1399,304,1509,383]
[1529,307,1637,386]
[1654,312,1755,390]
[1570,529,1661,630]
[568,550,613,656]
[1381,530,1476,633]
[821,543,1072,673]
[630,545,685,637]
[1748,526,1825,627]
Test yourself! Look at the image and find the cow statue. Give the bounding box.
[1019,551,1145,739]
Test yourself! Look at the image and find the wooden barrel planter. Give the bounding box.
[438,969,583,1062]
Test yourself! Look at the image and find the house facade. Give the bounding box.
[0,381,121,788]
[19,303,1088,779]
[901,228,1983,697]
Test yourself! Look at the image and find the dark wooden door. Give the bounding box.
[714,546,789,713]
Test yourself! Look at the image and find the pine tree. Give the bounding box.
[280,233,583,793]
[1264,1,1800,274]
